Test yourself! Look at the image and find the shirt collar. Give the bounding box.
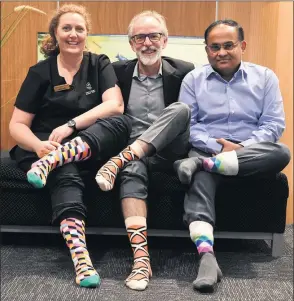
[206,61,247,79]
[132,61,163,80]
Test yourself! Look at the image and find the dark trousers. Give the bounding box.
[11,115,132,223]
[184,142,291,227]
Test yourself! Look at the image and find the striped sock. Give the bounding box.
[27,137,91,188]
[203,150,239,176]
[125,216,152,291]
[96,143,144,191]
[60,218,100,288]
[190,221,214,255]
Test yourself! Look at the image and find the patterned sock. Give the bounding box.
[125,216,152,291]
[190,221,222,292]
[95,143,145,191]
[60,218,100,288]
[190,221,214,255]
[27,137,91,188]
[203,150,239,175]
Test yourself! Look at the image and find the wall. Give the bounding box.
[275,3,293,224]
[1,1,293,223]
[1,1,56,149]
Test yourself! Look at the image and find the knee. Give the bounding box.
[113,114,132,127]
[108,114,132,135]
[276,143,291,167]
[93,114,132,138]
[168,102,191,121]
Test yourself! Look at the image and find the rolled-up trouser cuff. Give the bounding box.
[183,213,215,228]
[52,202,87,225]
[119,159,148,201]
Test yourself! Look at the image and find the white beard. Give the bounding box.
[137,46,163,66]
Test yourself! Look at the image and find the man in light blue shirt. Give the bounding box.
[174,19,291,293]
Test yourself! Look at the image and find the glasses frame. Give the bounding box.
[206,41,241,53]
[131,32,165,44]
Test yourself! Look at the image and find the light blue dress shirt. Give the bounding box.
[179,61,285,154]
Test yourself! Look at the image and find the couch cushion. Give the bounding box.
[0,150,289,233]
[0,150,29,183]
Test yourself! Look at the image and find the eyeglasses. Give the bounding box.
[131,33,164,44]
[207,41,240,53]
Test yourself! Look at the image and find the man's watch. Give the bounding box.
[67,119,77,131]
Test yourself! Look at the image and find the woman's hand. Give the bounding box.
[34,140,61,158]
[49,124,74,144]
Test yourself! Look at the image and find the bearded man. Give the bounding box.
[95,10,194,291]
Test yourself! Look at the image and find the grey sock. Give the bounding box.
[173,157,202,185]
[193,253,222,293]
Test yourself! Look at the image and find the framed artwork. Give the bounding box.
[37,33,208,67]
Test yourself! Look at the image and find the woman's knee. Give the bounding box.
[81,114,132,142]
[52,203,87,225]
[106,114,132,135]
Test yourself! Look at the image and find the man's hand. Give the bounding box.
[34,140,61,158]
[216,138,243,153]
[49,124,74,144]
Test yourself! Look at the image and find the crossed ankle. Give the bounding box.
[174,157,203,184]
[96,145,142,192]
[27,138,91,189]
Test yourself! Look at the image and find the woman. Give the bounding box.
[9,4,131,288]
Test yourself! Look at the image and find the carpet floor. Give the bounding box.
[1,226,293,301]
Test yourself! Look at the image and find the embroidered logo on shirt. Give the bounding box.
[85,82,95,95]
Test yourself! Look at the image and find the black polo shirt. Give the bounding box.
[15,52,118,133]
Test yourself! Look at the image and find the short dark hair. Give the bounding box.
[204,19,244,44]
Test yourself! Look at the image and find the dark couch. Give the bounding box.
[0,150,289,256]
